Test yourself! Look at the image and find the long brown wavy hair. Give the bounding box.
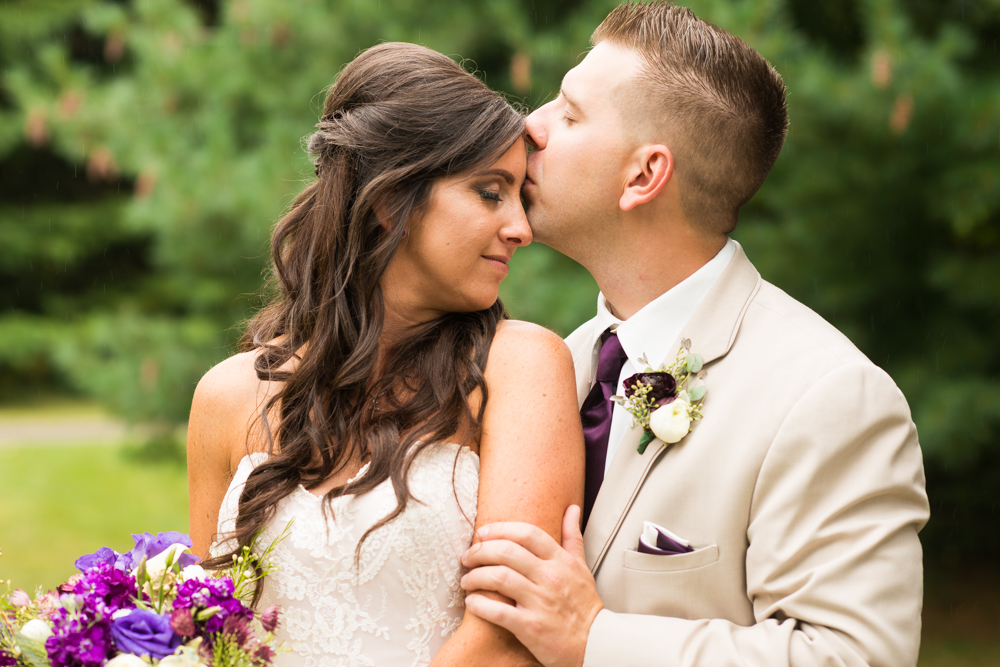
[205,42,524,599]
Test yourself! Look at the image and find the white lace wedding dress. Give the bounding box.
[211,443,480,667]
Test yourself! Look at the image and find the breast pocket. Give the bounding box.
[618,544,725,620]
[621,543,719,572]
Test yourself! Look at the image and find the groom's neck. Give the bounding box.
[593,229,727,321]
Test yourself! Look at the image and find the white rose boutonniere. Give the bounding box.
[648,390,692,444]
[612,339,707,453]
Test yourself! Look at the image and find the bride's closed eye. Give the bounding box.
[479,189,503,203]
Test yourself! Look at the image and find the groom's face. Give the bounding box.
[522,42,642,254]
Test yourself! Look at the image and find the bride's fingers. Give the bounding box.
[473,521,562,560]
[460,563,537,604]
[462,538,544,584]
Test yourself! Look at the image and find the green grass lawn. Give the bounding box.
[0,437,996,665]
[0,442,189,591]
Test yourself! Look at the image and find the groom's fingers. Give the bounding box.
[461,563,537,604]
[463,592,530,638]
[462,536,546,584]
[561,505,586,562]
[473,521,563,560]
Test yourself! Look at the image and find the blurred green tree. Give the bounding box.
[729,0,1000,563]
[0,0,997,561]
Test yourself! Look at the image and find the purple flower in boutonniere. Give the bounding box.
[623,372,676,401]
[613,339,707,454]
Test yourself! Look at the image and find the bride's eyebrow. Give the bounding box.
[473,168,516,185]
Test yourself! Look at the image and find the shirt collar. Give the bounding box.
[593,238,737,369]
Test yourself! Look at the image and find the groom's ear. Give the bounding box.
[619,144,673,212]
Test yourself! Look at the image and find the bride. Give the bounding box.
[186,42,584,666]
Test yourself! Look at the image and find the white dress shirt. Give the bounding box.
[588,239,736,475]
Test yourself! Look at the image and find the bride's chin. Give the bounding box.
[452,292,502,314]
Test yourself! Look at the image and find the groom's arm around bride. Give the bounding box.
[461,3,929,666]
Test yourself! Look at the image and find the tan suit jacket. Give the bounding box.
[568,245,929,667]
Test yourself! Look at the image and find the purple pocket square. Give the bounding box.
[637,521,694,555]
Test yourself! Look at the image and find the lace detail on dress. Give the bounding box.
[211,443,479,667]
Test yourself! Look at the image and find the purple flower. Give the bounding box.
[121,532,198,571]
[110,609,181,660]
[260,605,281,633]
[46,598,114,667]
[0,649,16,667]
[623,371,676,401]
[173,577,235,612]
[69,563,137,614]
[205,599,254,636]
[74,546,125,572]
[173,577,253,638]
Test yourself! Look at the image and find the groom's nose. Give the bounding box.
[524,110,546,150]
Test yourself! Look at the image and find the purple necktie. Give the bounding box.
[580,329,628,529]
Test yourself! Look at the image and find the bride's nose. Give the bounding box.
[501,203,532,247]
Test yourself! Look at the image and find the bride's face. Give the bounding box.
[382,138,530,327]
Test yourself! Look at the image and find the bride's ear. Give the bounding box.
[619,144,673,211]
[374,203,405,237]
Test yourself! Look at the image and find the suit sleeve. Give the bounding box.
[583,363,930,667]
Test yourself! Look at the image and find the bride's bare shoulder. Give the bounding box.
[493,318,569,350]
[487,319,574,381]
[189,347,287,464]
[193,339,297,412]
[193,350,266,413]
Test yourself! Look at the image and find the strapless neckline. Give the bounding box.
[233,446,476,502]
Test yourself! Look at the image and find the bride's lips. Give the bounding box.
[482,255,510,276]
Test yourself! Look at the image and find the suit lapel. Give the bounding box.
[584,429,668,571]
[583,244,762,574]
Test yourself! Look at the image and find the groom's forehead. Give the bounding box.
[564,42,642,96]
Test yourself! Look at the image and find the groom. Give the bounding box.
[462,3,929,667]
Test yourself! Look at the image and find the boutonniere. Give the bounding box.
[612,338,707,454]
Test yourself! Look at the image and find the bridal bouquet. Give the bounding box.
[0,532,283,667]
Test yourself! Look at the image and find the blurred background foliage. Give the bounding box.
[0,0,998,571]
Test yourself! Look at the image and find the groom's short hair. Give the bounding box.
[593,2,788,234]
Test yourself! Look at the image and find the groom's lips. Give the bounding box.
[522,175,537,196]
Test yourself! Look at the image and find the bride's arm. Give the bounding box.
[431,320,586,666]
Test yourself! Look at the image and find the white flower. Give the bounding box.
[104,654,149,667]
[180,564,207,581]
[649,392,691,444]
[19,619,53,642]
[158,654,206,667]
[158,641,208,667]
[144,543,191,579]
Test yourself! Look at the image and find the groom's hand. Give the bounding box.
[461,505,603,667]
